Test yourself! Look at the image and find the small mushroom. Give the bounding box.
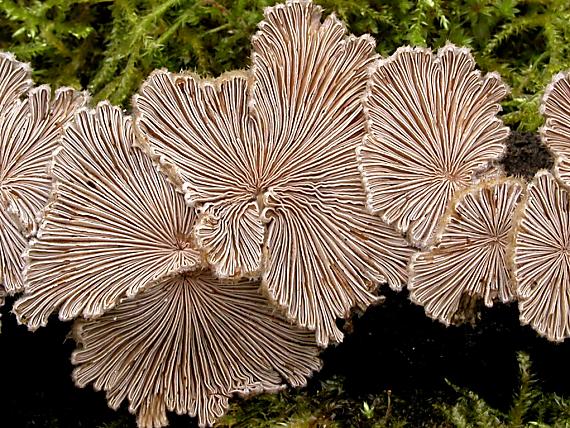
[133,0,414,347]
[72,273,321,428]
[0,52,33,110]
[13,102,201,329]
[134,70,265,280]
[0,52,86,303]
[409,178,525,325]
[358,44,510,248]
[540,72,570,187]
[512,170,570,342]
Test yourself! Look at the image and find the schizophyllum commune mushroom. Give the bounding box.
[0,52,86,326]
[134,0,414,347]
[15,102,321,428]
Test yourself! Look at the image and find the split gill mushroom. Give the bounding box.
[14,102,321,427]
[357,44,510,249]
[133,0,415,348]
[541,71,570,188]
[409,178,525,325]
[512,170,570,342]
[0,52,86,323]
[72,272,321,428]
[13,102,201,329]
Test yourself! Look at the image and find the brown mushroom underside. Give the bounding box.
[410,178,524,325]
[0,52,86,299]
[72,273,321,428]
[512,170,570,342]
[358,44,509,249]
[13,103,200,330]
[133,0,414,347]
[541,72,570,189]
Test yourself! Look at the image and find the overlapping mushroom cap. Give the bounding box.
[409,178,524,325]
[0,52,86,301]
[72,273,320,428]
[133,0,414,347]
[358,44,510,248]
[512,171,570,342]
[541,72,570,187]
[14,102,321,427]
[14,102,201,329]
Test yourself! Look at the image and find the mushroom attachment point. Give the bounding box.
[72,273,321,428]
[134,0,414,347]
[541,72,570,188]
[358,44,510,248]
[0,52,86,302]
[512,171,570,342]
[409,178,524,325]
[13,103,201,330]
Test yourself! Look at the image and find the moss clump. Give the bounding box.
[217,376,437,428]
[440,353,570,427]
[217,353,570,428]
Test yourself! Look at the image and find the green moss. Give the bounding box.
[216,353,570,428]
[439,353,570,427]
[217,376,428,428]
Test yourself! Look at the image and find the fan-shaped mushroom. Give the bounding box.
[72,273,321,428]
[13,102,201,329]
[133,0,414,347]
[541,71,570,187]
[14,102,320,427]
[0,52,86,305]
[409,178,525,325]
[358,44,510,248]
[512,170,570,342]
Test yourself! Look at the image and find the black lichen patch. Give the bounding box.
[501,131,554,179]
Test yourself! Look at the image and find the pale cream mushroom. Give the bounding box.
[409,178,525,325]
[0,52,86,304]
[133,0,414,347]
[358,44,510,249]
[13,102,201,329]
[541,72,570,187]
[72,273,321,428]
[512,170,570,342]
[13,102,320,427]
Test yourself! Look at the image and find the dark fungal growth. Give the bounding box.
[501,131,553,179]
[133,0,414,348]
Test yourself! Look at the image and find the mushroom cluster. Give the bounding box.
[0,52,86,326]
[508,71,570,342]
[15,101,321,427]
[357,44,522,325]
[3,0,570,426]
[133,0,414,347]
[9,1,414,426]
